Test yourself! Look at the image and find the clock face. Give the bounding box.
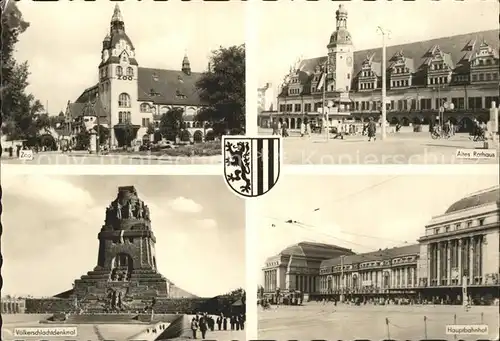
[347,57,353,67]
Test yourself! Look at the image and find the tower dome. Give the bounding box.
[336,4,348,16]
[328,4,352,48]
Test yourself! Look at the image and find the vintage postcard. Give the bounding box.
[1,174,246,341]
[257,173,499,341]
[1,0,245,165]
[257,1,499,164]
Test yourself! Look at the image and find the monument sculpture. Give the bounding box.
[68,186,170,312]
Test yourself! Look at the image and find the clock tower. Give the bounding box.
[99,5,140,147]
[327,5,354,93]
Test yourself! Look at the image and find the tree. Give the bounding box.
[159,107,184,142]
[146,123,155,135]
[195,45,245,136]
[1,2,45,141]
[96,125,110,146]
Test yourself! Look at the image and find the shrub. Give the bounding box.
[205,130,216,141]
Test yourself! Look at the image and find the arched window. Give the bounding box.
[116,66,123,77]
[118,93,131,108]
[127,67,134,77]
[140,103,149,112]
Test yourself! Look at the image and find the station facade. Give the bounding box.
[262,187,500,303]
[260,5,499,132]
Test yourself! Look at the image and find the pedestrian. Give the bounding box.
[306,121,311,137]
[222,316,228,330]
[367,117,377,142]
[239,314,245,330]
[271,120,279,136]
[281,121,289,137]
[199,314,208,339]
[216,315,222,330]
[191,317,198,339]
[300,121,306,137]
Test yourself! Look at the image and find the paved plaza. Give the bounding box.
[259,128,499,164]
[1,314,244,341]
[258,303,499,341]
[1,152,222,165]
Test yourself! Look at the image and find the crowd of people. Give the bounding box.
[190,312,245,339]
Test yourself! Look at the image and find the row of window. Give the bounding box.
[392,79,410,88]
[433,218,486,235]
[471,72,498,82]
[278,96,499,114]
[99,66,134,79]
[359,82,375,90]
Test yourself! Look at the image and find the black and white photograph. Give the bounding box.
[1,1,245,165]
[1,174,246,341]
[257,173,499,341]
[257,1,499,164]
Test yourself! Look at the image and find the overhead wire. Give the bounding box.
[264,176,405,250]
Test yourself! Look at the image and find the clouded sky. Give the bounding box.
[257,0,499,94]
[2,174,245,298]
[14,0,245,114]
[257,173,498,278]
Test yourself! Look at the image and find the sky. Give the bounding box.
[13,0,245,114]
[256,174,499,278]
[1,174,245,298]
[257,0,499,98]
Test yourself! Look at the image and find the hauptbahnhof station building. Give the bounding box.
[262,187,499,303]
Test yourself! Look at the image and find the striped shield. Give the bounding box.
[223,136,281,198]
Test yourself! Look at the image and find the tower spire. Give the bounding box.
[182,51,191,75]
[110,4,125,32]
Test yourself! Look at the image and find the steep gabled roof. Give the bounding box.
[137,67,204,106]
[290,29,498,94]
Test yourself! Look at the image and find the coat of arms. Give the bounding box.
[223,136,281,198]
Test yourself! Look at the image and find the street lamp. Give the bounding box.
[377,26,390,141]
[339,255,345,303]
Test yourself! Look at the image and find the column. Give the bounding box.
[478,235,483,283]
[446,240,452,285]
[457,239,462,284]
[469,236,475,284]
[436,242,441,285]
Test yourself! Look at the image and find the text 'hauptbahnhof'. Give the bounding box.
[261,187,499,305]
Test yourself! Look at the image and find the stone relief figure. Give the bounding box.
[128,201,134,218]
[116,202,122,219]
[144,205,150,220]
[137,202,144,218]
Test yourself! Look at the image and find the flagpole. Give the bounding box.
[377,26,388,141]
[323,58,329,141]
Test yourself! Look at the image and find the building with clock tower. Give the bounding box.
[259,4,498,132]
[98,5,140,146]
[65,5,208,147]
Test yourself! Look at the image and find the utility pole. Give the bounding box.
[95,94,100,155]
[340,255,345,302]
[322,58,329,141]
[377,26,389,140]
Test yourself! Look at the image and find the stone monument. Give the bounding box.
[69,186,170,312]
